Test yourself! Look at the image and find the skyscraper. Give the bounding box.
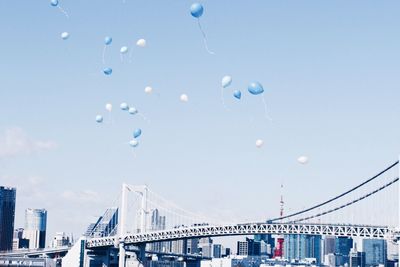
[0,186,16,251]
[284,235,321,263]
[23,208,47,249]
[363,239,387,266]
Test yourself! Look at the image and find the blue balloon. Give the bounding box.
[103,68,112,75]
[50,0,58,7]
[190,3,204,18]
[248,82,264,95]
[233,90,242,100]
[104,36,112,45]
[133,128,142,138]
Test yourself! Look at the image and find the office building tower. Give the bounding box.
[23,208,47,249]
[350,250,366,267]
[284,235,321,263]
[213,244,222,258]
[363,239,387,266]
[335,237,353,256]
[52,232,71,248]
[247,238,261,256]
[85,208,118,238]
[237,241,248,256]
[324,236,335,255]
[199,237,213,257]
[12,228,29,250]
[0,186,16,251]
[150,209,167,252]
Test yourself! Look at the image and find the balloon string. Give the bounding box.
[138,113,150,124]
[120,53,124,62]
[261,95,273,121]
[128,47,134,62]
[102,46,107,65]
[58,6,69,19]
[197,19,215,55]
[220,87,229,111]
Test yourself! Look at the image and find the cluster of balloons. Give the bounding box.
[101,36,147,76]
[190,3,214,55]
[95,103,145,149]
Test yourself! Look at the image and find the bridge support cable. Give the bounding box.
[288,177,399,223]
[270,161,399,222]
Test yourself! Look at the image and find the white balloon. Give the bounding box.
[128,107,138,115]
[136,39,146,47]
[144,86,153,94]
[221,76,232,88]
[120,46,128,54]
[180,94,188,102]
[61,32,69,40]
[129,139,139,147]
[297,156,309,165]
[255,139,264,148]
[120,102,129,110]
[105,103,112,112]
[95,115,103,123]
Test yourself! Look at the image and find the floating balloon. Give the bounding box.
[105,103,112,112]
[136,39,146,47]
[120,46,128,54]
[95,115,103,123]
[233,90,241,100]
[297,156,309,165]
[190,3,204,18]
[248,81,271,120]
[50,0,69,18]
[61,32,69,40]
[102,36,112,64]
[129,139,139,147]
[104,36,112,45]
[103,68,112,75]
[255,139,264,148]
[248,82,264,95]
[220,75,232,109]
[190,3,214,55]
[180,94,188,102]
[120,103,129,111]
[133,129,142,138]
[128,107,138,115]
[221,76,232,88]
[144,86,153,94]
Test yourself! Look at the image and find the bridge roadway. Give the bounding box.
[86,222,394,249]
[0,246,71,258]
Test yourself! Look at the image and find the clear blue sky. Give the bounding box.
[0,1,399,245]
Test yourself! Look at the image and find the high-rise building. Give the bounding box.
[0,186,16,251]
[284,235,321,263]
[12,228,29,250]
[199,237,213,257]
[237,241,248,256]
[213,244,222,258]
[324,236,335,255]
[350,250,366,267]
[85,207,118,238]
[247,238,261,256]
[150,209,167,252]
[363,239,387,266]
[23,208,47,249]
[52,232,71,248]
[335,237,353,256]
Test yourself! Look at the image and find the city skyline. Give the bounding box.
[0,0,399,256]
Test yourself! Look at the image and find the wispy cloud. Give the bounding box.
[0,127,57,158]
[61,190,102,204]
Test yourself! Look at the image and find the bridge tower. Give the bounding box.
[118,184,148,267]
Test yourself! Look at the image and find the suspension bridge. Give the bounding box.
[82,159,400,266]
